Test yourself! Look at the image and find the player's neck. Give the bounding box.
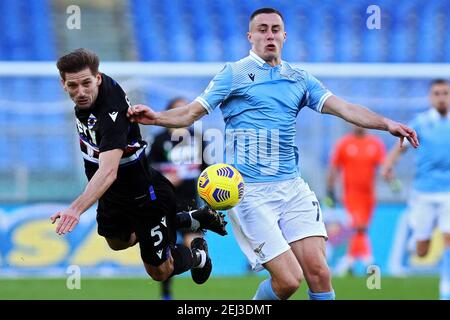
[265,57,282,67]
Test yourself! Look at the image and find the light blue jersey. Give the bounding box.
[409,108,450,192]
[195,51,332,183]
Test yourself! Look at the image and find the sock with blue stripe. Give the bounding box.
[440,248,450,300]
[252,278,280,300]
[308,289,336,300]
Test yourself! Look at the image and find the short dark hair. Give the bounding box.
[56,48,100,80]
[430,78,449,87]
[250,8,284,23]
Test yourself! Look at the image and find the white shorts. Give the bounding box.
[408,190,450,241]
[228,177,328,272]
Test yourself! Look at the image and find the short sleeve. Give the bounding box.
[98,84,130,153]
[304,71,333,113]
[195,63,232,114]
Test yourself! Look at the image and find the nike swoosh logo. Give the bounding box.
[109,111,118,122]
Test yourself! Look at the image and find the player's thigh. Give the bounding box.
[290,236,328,276]
[132,184,178,267]
[280,179,328,244]
[408,193,436,241]
[263,249,303,284]
[132,213,174,268]
[228,190,290,271]
[105,237,131,251]
[96,199,134,246]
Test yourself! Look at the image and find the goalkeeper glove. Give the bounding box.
[323,190,336,208]
[389,178,402,193]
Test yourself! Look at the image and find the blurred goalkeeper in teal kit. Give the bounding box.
[128,8,418,300]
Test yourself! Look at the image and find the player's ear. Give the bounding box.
[60,78,67,91]
[247,31,253,44]
[96,72,102,86]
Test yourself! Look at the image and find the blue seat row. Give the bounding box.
[130,0,450,62]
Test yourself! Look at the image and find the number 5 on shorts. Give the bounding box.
[151,225,163,246]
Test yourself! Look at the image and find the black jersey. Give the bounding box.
[74,73,155,202]
[148,128,206,211]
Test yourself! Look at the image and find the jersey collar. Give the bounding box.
[249,50,282,69]
[429,107,449,120]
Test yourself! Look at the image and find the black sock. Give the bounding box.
[170,244,197,277]
[161,278,171,297]
[175,212,192,230]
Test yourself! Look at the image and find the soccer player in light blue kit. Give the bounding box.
[128,8,419,300]
[382,79,450,300]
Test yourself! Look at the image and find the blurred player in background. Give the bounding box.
[326,125,386,275]
[52,48,226,286]
[382,79,450,300]
[128,8,418,300]
[147,97,210,299]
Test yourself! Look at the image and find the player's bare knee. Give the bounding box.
[284,278,301,294]
[307,264,331,285]
[144,260,173,282]
[146,266,170,282]
[272,274,301,299]
[147,269,170,282]
[278,279,300,299]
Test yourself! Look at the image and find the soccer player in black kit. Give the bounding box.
[51,48,226,284]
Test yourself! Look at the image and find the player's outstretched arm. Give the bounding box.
[127,101,207,128]
[322,95,419,148]
[50,149,123,235]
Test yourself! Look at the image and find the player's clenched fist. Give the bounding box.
[50,208,80,235]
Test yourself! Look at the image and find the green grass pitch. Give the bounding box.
[0,276,439,300]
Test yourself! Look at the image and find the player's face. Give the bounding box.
[62,68,102,109]
[430,83,450,114]
[248,13,286,66]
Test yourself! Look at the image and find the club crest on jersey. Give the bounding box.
[280,70,302,81]
[87,114,97,130]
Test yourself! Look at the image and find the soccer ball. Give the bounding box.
[197,163,245,210]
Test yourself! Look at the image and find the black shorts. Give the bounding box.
[97,171,177,267]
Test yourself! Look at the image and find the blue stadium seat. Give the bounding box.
[41,136,71,171]
[128,0,450,63]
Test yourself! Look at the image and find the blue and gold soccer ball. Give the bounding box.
[197,163,245,210]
